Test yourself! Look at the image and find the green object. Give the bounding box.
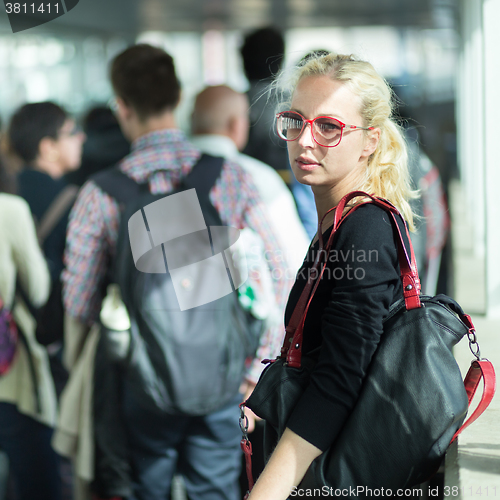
[238,283,256,311]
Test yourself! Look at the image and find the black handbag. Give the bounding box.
[241,191,496,496]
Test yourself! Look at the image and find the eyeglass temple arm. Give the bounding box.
[347,125,375,130]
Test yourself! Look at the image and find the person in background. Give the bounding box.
[65,105,130,187]
[0,154,61,500]
[240,26,288,179]
[8,102,85,398]
[240,26,317,238]
[390,93,450,296]
[190,84,309,277]
[246,52,417,499]
[0,142,14,500]
[9,102,85,283]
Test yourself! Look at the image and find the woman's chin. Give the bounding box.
[293,170,317,187]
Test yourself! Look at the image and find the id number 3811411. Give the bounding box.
[445,486,498,497]
[5,3,60,13]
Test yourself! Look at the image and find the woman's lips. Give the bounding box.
[296,158,320,171]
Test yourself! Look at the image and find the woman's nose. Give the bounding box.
[297,122,316,148]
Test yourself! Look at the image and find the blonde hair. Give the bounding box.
[279,53,418,229]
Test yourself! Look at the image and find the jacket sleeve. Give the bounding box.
[10,196,50,307]
[62,181,120,324]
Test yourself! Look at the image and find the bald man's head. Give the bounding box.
[191,85,250,150]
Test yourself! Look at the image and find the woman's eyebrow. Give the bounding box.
[290,108,345,120]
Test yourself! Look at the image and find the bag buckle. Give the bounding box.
[467,327,481,360]
[239,402,250,440]
[239,402,254,496]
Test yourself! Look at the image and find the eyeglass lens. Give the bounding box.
[277,112,343,147]
[59,124,82,138]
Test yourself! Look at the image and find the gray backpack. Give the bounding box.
[93,154,264,415]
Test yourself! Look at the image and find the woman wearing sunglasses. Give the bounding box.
[246,53,417,499]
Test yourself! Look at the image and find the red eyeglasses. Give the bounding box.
[276,110,374,148]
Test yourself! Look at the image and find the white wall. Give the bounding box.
[483,0,500,317]
[458,0,500,318]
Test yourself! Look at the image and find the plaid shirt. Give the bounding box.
[63,129,293,382]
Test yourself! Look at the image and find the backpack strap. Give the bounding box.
[92,167,144,204]
[91,154,226,284]
[37,184,79,244]
[92,154,225,203]
[182,154,225,199]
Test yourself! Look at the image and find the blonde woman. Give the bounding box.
[247,53,417,499]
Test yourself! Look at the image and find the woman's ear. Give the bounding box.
[360,128,381,158]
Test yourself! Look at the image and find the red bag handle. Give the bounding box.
[333,191,422,310]
[451,360,496,443]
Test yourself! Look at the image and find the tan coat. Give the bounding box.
[52,316,97,500]
[0,193,56,427]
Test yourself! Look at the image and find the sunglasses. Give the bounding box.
[276,110,374,148]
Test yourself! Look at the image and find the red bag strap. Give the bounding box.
[241,438,254,498]
[334,191,421,310]
[239,402,254,499]
[282,191,422,368]
[282,199,360,367]
[280,206,341,362]
[451,360,496,443]
[279,246,324,359]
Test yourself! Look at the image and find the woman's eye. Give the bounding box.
[286,118,303,129]
[319,121,340,131]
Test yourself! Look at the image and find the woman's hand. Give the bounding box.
[247,428,322,500]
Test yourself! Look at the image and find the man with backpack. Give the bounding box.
[62,44,291,500]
